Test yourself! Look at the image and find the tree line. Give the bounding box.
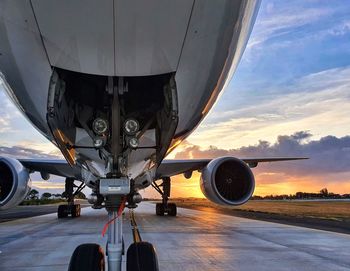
[25,189,86,200]
[251,188,350,200]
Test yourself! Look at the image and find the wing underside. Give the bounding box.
[18,157,307,180]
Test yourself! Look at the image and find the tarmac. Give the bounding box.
[1,202,350,271]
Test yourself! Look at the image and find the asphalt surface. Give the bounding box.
[1,203,350,271]
[0,200,89,223]
[0,205,61,223]
[175,204,350,235]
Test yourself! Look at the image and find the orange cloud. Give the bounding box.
[148,132,350,198]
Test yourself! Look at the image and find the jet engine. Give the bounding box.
[200,157,255,206]
[0,157,31,210]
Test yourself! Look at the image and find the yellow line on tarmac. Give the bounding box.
[129,209,142,243]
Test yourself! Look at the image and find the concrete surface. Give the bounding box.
[1,202,350,271]
[0,201,89,223]
[0,205,64,223]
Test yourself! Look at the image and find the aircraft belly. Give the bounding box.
[114,0,193,76]
[0,0,52,136]
[30,0,193,76]
[0,0,260,185]
[31,0,115,76]
[175,0,260,137]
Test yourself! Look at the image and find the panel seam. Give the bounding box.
[29,0,51,67]
[113,0,116,75]
[175,0,195,71]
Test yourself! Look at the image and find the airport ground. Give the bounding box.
[0,200,89,223]
[172,199,350,235]
[1,202,350,271]
[2,199,350,235]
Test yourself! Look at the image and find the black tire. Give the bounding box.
[71,204,81,218]
[127,242,159,271]
[58,205,68,219]
[168,203,177,217]
[68,243,105,271]
[155,203,164,216]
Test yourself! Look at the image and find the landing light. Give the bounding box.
[124,119,139,135]
[128,137,139,149]
[92,118,108,135]
[93,138,104,148]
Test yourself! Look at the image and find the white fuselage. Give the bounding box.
[0,0,260,187]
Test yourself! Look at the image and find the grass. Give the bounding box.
[172,199,350,221]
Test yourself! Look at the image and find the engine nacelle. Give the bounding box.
[0,157,31,210]
[200,157,255,206]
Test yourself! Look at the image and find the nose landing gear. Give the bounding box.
[67,201,159,271]
[67,75,162,270]
[68,243,105,271]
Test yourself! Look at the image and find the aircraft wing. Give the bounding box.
[156,157,308,178]
[19,157,307,180]
[19,159,81,179]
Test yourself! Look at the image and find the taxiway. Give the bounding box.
[1,202,350,271]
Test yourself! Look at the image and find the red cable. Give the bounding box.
[101,197,127,237]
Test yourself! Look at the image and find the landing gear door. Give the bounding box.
[156,75,178,164]
[47,71,76,165]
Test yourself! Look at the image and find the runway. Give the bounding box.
[0,201,89,223]
[1,202,350,271]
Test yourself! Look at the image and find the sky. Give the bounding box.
[1,0,350,198]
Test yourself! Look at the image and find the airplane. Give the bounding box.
[0,1,306,271]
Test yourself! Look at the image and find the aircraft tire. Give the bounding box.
[168,203,177,217]
[57,205,68,219]
[68,243,105,271]
[127,242,159,271]
[155,203,165,216]
[71,204,81,218]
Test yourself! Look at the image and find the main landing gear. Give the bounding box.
[152,177,177,216]
[57,178,85,218]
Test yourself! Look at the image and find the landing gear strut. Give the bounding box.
[68,75,162,270]
[152,177,177,216]
[57,178,85,218]
[106,206,124,270]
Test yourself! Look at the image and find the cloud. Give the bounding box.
[168,132,350,197]
[243,1,350,65]
[247,6,331,50]
[327,20,350,36]
[189,66,350,149]
[0,145,61,159]
[0,144,71,195]
[175,131,350,177]
[246,1,334,54]
[0,85,20,133]
[0,81,51,148]
[31,180,65,190]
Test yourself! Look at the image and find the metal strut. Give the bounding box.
[65,178,75,205]
[151,177,171,205]
[73,181,86,198]
[65,178,85,205]
[107,210,123,271]
[105,77,125,271]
